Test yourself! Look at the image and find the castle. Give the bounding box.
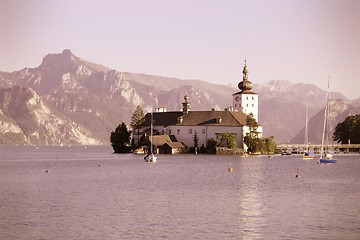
[138,62,262,154]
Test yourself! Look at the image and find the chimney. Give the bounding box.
[177,116,183,124]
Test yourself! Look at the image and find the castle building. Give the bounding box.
[138,62,261,153]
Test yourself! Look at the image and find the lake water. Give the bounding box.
[0,146,359,240]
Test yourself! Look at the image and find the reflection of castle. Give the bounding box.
[139,61,262,153]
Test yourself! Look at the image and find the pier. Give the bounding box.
[276,144,360,154]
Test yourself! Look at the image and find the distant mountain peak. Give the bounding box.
[61,48,73,56]
[39,49,110,73]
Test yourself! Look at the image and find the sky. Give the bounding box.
[0,0,359,99]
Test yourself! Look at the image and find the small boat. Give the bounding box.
[133,147,145,154]
[144,110,157,163]
[302,152,314,160]
[319,77,336,164]
[319,153,336,163]
[302,106,314,160]
[281,150,291,156]
[145,153,157,163]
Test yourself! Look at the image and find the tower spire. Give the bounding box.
[238,60,252,91]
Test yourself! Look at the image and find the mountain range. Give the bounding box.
[0,49,359,145]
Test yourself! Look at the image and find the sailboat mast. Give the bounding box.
[304,106,309,147]
[150,110,153,154]
[320,77,330,157]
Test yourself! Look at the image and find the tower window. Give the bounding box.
[189,129,192,134]
[202,129,206,134]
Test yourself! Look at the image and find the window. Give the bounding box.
[246,104,248,107]
[169,129,172,135]
[252,97,254,100]
[246,97,248,100]
[189,129,193,134]
[202,129,206,134]
[177,129,180,134]
[252,104,254,107]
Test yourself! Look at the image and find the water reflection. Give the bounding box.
[238,159,266,239]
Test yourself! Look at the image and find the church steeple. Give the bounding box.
[238,60,253,92]
[232,60,259,122]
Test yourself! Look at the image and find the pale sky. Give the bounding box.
[0,0,359,99]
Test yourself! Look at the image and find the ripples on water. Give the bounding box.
[0,146,359,239]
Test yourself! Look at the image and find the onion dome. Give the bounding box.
[238,60,253,91]
[184,94,189,102]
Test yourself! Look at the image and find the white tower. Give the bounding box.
[232,61,259,122]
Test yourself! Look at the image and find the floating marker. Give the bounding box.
[228,162,233,172]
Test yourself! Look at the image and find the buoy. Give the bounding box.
[228,163,233,172]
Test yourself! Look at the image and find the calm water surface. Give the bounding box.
[0,146,359,240]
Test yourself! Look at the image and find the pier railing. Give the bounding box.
[276,144,360,153]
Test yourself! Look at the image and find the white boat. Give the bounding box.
[302,106,314,160]
[319,77,336,163]
[144,110,157,163]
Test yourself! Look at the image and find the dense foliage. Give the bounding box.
[244,114,277,154]
[110,122,132,153]
[333,114,360,144]
[217,132,237,149]
[130,105,145,148]
[206,138,217,154]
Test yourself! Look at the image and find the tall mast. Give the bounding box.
[320,77,330,157]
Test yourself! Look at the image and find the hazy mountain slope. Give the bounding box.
[0,85,100,145]
[0,49,358,145]
[291,99,360,144]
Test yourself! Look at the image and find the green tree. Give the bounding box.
[246,113,260,138]
[130,105,145,148]
[206,138,217,154]
[110,122,132,153]
[217,132,237,149]
[244,114,277,154]
[333,114,360,144]
[193,131,199,154]
[264,136,277,153]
